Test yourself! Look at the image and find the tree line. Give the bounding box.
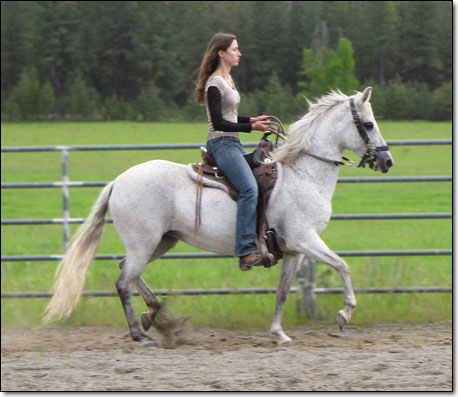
[1,1,452,122]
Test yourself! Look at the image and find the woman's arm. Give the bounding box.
[207,86,252,132]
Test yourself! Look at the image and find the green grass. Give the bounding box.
[1,121,452,329]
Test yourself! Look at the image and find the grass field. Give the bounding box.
[1,120,452,329]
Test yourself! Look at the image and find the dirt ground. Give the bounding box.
[1,320,452,391]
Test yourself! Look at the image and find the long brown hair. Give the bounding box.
[195,32,237,104]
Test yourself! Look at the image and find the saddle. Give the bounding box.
[191,137,283,268]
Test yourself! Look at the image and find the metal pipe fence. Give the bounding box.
[1,139,452,317]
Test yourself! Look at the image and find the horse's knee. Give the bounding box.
[345,296,357,309]
[336,260,350,276]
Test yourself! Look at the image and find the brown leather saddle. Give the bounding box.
[192,137,283,268]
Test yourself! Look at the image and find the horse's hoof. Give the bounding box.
[337,310,347,331]
[271,328,292,345]
[277,335,292,345]
[141,337,158,347]
[141,312,153,331]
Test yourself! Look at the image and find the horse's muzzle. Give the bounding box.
[375,151,394,173]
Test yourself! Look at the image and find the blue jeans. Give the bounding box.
[206,137,258,257]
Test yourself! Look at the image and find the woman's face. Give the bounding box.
[219,39,241,67]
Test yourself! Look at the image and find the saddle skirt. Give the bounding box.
[187,158,280,204]
[186,143,282,206]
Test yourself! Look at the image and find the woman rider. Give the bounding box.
[195,32,270,270]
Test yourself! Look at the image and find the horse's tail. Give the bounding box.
[42,181,114,323]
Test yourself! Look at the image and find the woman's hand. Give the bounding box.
[250,115,270,132]
[250,115,269,123]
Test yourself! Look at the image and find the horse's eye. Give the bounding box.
[364,122,374,130]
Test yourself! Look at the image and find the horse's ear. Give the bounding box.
[362,87,372,104]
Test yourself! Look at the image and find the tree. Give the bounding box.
[336,38,359,93]
[1,1,39,96]
[298,38,358,99]
[398,1,444,87]
[0,1,452,121]
[38,80,56,118]
[8,68,41,120]
[66,75,99,120]
[135,81,167,121]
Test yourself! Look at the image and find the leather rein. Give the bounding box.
[304,98,390,168]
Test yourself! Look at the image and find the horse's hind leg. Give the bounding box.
[116,245,164,346]
[119,235,178,333]
[270,254,303,344]
[119,258,160,331]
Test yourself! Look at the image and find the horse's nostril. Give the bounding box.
[386,159,393,169]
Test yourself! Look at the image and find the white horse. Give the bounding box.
[43,87,393,346]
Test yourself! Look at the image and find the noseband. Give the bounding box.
[349,98,390,168]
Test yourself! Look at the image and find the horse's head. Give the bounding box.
[344,87,394,173]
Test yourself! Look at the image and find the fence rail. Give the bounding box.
[1,139,452,318]
[0,139,452,153]
[2,286,452,299]
[1,249,452,263]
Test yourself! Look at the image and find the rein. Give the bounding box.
[264,115,287,147]
[304,98,390,168]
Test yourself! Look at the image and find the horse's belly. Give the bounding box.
[171,187,238,255]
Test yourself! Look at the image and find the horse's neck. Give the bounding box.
[284,125,343,201]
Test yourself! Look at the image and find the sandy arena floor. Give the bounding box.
[1,320,452,391]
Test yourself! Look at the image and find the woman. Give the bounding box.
[195,32,270,270]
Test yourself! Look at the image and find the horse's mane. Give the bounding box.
[272,90,350,164]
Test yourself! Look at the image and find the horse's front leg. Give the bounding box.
[271,253,303,344]
[298,232,357,330]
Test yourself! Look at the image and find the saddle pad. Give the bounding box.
[186,162,283,206]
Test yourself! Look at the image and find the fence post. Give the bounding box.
[303,258,317,320]
[62,149,70,252]
[296,258,306,317]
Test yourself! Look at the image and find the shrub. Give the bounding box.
[135,82,168,121]
[38,81,56,119]
[6,68,41,120]
[430,81,452,121]
[66,76,100,120]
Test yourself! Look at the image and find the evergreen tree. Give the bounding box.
[135,81,167,121]
[0,1,452,121]
[66,75,99,120]
[299,38,358,98]
[336,38,359,94]
[8,68,41,120]
[38,80,56,118]
[398,1,443,86]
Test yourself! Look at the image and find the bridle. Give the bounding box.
[349,98,390,169]
[303,98,390,168]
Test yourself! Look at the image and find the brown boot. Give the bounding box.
[239,252,263,271]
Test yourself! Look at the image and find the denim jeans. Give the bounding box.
[206,137,258,257]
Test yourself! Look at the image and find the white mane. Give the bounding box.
[272,90,351,164]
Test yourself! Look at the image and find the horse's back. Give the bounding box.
[114,159,186,185]
[109,160,190,229]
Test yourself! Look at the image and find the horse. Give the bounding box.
[43,87,394,346]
